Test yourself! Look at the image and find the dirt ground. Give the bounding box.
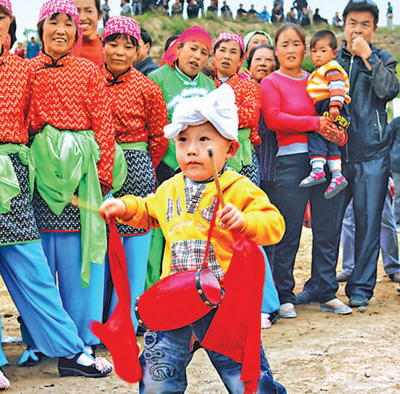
[1,228,400,394]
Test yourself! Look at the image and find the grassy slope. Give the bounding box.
[134,12,400,68]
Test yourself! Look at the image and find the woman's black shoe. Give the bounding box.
[58,352,113,378]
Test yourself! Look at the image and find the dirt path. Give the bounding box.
[1,228,400,393]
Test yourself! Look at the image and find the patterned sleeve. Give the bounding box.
[146,80,169,168]
[86,65,115,187]
[237,80,261,146]
[326,68,346,109]
[24,66,33,123]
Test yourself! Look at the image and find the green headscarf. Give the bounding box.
[240,30,273,73]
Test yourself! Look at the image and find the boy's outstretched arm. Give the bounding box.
[99,199,128,225]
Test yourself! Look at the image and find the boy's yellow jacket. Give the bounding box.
[119,169,285,279]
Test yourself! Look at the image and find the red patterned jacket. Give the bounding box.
[27,51,115,187]
[0,49,31,144]
[101,65,168,168]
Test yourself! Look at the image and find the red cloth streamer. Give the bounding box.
[90,219,142,383]
[160,26,212,69]
[201,233,265,394]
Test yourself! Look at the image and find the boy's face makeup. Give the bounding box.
[104,35,138,75]
[310,38,338,68]
[212,40,243,79]
[74,0,102,40]
[176,41,210,78]
[174,122,237,182]
[43,13,77,59]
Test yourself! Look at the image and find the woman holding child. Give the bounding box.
[261,24,352,318]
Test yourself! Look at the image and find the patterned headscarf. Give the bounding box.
[102,16,141,43]
[213,32,245,76]
[160,26,212,69]
[164,84,238,141]
[38,0,81,37]
[0,0,12,15]
[214,32,245,55]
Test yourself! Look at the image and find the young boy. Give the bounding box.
[99,85,286,394]
[300,30,351,199]
[146,26,216,290]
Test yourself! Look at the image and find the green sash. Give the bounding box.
[0,144,35,214]
[30,125,106,288]
[227,128,253,172]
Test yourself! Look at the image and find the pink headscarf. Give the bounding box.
[213,32,246,75]
[214,32,245,55]
[38,0,81,37]
[0,0,12,15]
[102,16,141,43]
[160,26,212,69]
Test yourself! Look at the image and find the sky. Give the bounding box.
[10,0,398,44]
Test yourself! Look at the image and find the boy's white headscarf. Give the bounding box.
[164,84,238,141]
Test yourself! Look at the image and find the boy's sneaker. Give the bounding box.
[324,176,348,199]
[299,171,326,187]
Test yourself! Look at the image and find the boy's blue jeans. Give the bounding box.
[139,310,286,394]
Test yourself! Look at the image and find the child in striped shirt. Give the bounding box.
[300,30,351,199]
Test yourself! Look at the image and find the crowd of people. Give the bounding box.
[1,0,399,392]
[94,0,343,25]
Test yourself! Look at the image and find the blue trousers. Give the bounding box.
[104,231,152,330]
[0,242,85,363]
[0,318,7,367]
[338,155,390,299]
[260,248,280,315]
[40,232,105,346]
[139,310,286,394]
[341,183,400,276]
[273,153,343,304]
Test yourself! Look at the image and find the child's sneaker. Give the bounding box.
[299,171,326,187]
[324,175,348,199]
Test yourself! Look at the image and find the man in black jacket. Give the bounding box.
[336,0,399,307]
[133,28,158,76]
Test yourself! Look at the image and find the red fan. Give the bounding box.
[90,219,142,383]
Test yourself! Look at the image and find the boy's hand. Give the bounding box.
[99,198,127,225]
[329,106,340,119]
[218,203,244,231]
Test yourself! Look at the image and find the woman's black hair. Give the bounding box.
[102,33,139,47]
[213,39,245,59]
[8,17,17,49]
[274,23,306,46]
[94,0,102,15]
[247,43,276,70]
[343,0,379,27]
[164,33,180,52]
[37,13,79,45]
